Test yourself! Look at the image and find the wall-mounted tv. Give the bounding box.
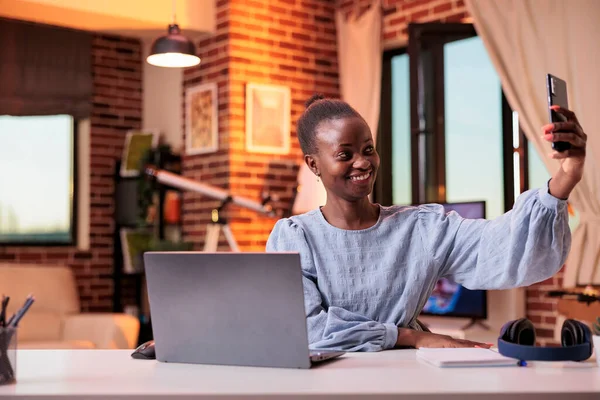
[0,115,76,245]
[419,201,488,322]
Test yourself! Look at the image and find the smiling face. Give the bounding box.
[305,116,379,202]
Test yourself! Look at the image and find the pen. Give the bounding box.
[7,295,35,328]
[518,360,527,367]
[0,296,8,327]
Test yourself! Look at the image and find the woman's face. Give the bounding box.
[307,116,380,202]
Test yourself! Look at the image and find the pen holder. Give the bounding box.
[0,327,16,385]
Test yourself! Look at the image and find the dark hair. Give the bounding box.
[296,94,362,155]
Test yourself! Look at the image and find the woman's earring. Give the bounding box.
[316,173,320,183]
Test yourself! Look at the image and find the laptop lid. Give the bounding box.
[143,251,313,369]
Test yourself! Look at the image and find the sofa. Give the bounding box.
[0,263,139,349]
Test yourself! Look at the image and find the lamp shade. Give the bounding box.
[146,24,200,68]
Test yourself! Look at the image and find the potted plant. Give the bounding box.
[593,317,600,367]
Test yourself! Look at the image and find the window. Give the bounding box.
[0,115,77,245]
[377,23,525,217]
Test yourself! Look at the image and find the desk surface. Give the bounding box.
[1,349,598,399]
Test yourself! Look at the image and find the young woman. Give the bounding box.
[266,94,587,352]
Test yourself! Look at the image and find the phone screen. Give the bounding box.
[546,74,570,151]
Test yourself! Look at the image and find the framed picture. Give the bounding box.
[245,83,290,154]
[120,228,153,274]
[120,129,159,178]
[186,82,218,155]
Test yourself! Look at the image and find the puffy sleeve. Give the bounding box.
[266,218,398,352]
[419,182,571,290]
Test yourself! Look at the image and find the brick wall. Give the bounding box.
[0,32,142,312]
[181,0,338,252]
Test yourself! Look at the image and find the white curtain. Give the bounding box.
[465,0,600,288]
[293,1,383,213]
[335,0,383,139]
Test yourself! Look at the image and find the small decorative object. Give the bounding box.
[186,82,218,155]
[245,82,290,154]
[164,190,181,224]
[120,130,159,177]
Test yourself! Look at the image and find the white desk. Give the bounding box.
[0,349,598,399]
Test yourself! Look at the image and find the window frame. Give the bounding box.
[376,22,528,213]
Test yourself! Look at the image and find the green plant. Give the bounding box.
[136,144,172,227]
[593,316,600,335]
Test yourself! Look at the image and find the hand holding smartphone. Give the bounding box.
[546,74,571,152]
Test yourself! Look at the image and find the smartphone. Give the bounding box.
[546,74,571,152]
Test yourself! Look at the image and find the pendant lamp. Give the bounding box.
[147,0,200,68]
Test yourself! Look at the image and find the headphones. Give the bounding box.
[497,318,593,362]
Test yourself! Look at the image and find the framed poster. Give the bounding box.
[119,228,153,274]
[186,82,218,155]
[245,83,290,154]
[120,130,159,177]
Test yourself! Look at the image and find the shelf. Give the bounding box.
[557,298,600,324]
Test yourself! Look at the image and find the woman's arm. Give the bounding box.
[429,106,587,290]
[420,179,571,290]
[267,218,398,352]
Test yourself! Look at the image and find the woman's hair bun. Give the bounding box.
[305,93,325,108]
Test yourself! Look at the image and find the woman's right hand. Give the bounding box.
[413,331,492,349]
[396,328,492,349]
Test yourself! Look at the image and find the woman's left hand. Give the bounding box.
[542,106,587,198]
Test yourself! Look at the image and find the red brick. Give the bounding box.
[528,315,542,323]
[445,11,468,22]
[411,9,430,20]
[401,0,431,11]
[434,3,452,14]
[389,15,407,26]
[527,301,555,312]
[536,328,555,339]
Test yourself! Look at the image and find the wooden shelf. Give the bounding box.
[557,298,600,324]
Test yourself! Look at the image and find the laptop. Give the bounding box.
[143,251,345,369]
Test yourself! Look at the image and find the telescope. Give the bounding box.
[145,165,277,217]
[144,165,280,251]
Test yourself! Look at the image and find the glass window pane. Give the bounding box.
[528,143,551,190]
[444,37,504,219]
[391,53,411,206]
[0,115,74,243]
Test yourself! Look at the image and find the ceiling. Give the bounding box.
[0,0,215,39]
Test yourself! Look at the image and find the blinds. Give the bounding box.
[0,17,92,118]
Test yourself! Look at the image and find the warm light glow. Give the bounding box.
[146,52,200,68]
[513,152,520,201]
[512,111,519,149]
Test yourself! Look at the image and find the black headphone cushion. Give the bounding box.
[506,318,536,346]
[561,319,586,347]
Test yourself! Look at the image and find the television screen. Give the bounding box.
[0,115,76,245]
[420,201,487,319]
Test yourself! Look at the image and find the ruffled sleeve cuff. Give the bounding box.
[537,179,568,213]
[383,323,399,350]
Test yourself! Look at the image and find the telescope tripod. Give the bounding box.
[203,196,240,252]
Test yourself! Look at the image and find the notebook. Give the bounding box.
[416,348,520,368]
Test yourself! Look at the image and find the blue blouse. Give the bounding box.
[266,183,571,352]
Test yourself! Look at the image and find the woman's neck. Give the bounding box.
[320,197,379,230]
